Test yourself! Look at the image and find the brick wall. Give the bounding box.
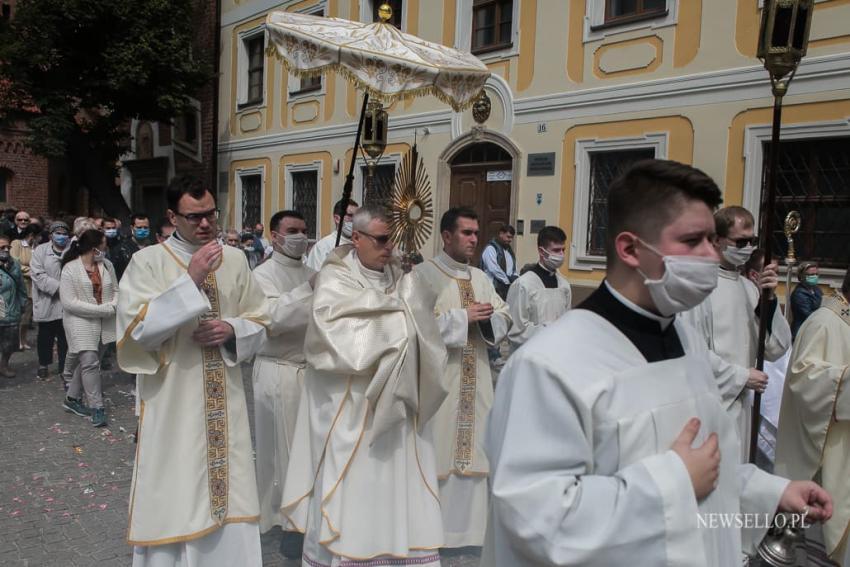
[0,129,50,216]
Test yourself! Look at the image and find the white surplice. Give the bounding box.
[775,292,850,562]
[682,268,792,461]
[250,251,314,533]
[304,232,350,272]
[415,251,512,548]
[117,234,269,567]
[506,266,571,352]
[484,288,789,567]
[281,246,448,566]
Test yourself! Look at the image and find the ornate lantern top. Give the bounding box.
[362,98,388,161]
[757,0,814,85]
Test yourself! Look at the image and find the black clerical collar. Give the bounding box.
[577,280,685,363]
[531,263,558,289]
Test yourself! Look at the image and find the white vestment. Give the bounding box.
[415,251,512,548]
[281,246,448,566]
[682,268,792,461]
[117,234,269,567]
[304,232,350,272]
[775,292,850,563]
[506,266,571,352]
[251,251,314,533]
[484,286,789,567]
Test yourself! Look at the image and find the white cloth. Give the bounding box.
[775,293,850,560]
[250,251,314,533]
[506,267,571,352]
[681,268,792,461]
[117,234,268,557]
[304,231,350,271]
[131,523,262,567]
[415,251,511,548]
[59,258,118,353]
[282,246,448,563]
[484,300,789,567]
[758,349,790,463]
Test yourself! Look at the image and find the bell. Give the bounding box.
[755,524,806,567]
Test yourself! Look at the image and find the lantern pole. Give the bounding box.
[336,93,370,247]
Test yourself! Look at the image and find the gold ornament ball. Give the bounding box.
[378,3,393,22]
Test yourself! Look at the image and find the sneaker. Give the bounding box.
[62,397,91,417]
[91,408,107,428]
[36,366,48,379]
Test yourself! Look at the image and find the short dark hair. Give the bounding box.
[102,217,117,225]
[537,226,567,248]
[269,210,305,232]
[155,218,174,236]
[499,224,516,236]
[440,207,479,234]
[606,159,722,261]
[130,213,149,224]
[61,229,105,267]
[22,223,42,239]
[333,198,359,219]
[715,206,754,238]
[240,232,255,243]
[167,175,212,212]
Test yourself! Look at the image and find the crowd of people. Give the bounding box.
[2,156,848,567]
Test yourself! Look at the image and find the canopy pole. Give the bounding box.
[335,93,370,247]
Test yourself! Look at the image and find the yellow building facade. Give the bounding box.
[218,0,850,297]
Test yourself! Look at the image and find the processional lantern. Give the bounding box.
[362,98,389,200]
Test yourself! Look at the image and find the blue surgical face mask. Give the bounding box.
[52,234,69,248]
[134,228,150,240]
[805,275,819,286]
[104,228,118,239]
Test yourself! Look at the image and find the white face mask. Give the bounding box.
[637,240,719,317]
[540,248,565,271]
[279,232,309,259]
[93,249,105,263]
[341,220,353,239]
[722,244,755,267]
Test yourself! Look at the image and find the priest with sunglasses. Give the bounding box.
[682,206,792,463]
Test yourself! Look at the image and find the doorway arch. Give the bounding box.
[436,130,521,258]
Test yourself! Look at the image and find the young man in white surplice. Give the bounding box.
[484,159,832,567]
[303,199,358,271]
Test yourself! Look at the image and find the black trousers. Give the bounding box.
[37,319,68,374]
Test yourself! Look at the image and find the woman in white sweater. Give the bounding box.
[59,229,118,427]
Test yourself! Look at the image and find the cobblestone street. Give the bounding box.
[0,346,479,567]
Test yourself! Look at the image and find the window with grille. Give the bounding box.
[240,174,262,231]
[762,137,850,270]
[472,0,513,54]
[361,164,396,207]
[291,171,319,239]
[586,148,655,256]
[604,0,667,26]
[292,10,324,94]
[373,0,403,28]
[245,35,265,105]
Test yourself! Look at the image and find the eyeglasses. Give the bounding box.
[357,231,393,247]
[174,209,219,225]
[729,236,758,249]
[15,217,29,223]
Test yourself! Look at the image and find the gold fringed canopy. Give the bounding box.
[265,10,490,112]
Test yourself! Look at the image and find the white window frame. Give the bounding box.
[235,166,265,232]
[352,153,402,204]
[742,117,850,285]
[456,0,520,62]
[284,161,323,242]
[173,97,202,162]
[360,0,406,30]
[570,132,667,271]
[584,0,678,43]
[288,1,328,101]
[237,25,267,108]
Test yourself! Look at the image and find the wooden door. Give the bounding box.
[449,162,512,261]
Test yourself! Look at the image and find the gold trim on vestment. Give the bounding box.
[199,271,229,524]
[126,399,145,544]
[454,278,477,473]
[437,469,489,481]
[117,303,149,348]
[313,546,443,563]
[413,414,440,504]
[127,516,260,547]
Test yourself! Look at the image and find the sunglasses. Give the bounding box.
[357,231,393,247]
[15,217,29,223]
[728,236,758,249]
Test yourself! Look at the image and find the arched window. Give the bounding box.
[0,167,12,202]
[450,142,511,166]
[135,122,154,159]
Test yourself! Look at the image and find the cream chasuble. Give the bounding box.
[484,288,789,567]
[775,292,850,562]
[682,268,792,461]
[117,234,269,558]
[281,246,448,565]
[415,251,511,548]
[506,267,571,353]
[251,251,315,533]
